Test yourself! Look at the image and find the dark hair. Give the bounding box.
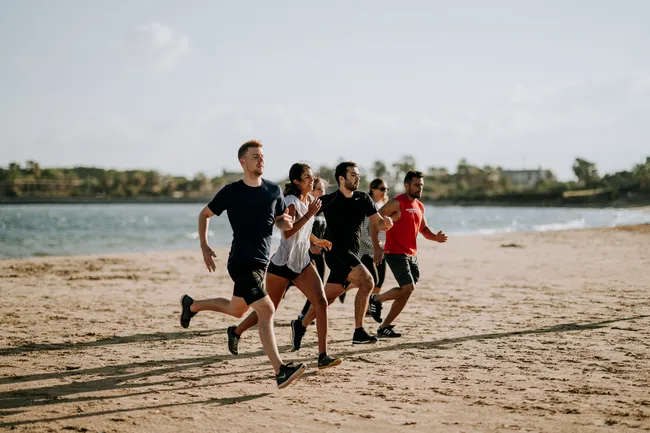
[334,161,357,186]
[284,163,311,197]
[368,178,385,194]
[237,139,263,160]
[404,170,424,185]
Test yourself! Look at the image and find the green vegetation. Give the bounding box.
[316,155,650,205]
[1,156,649,206]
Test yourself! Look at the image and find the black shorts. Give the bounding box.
[268,260,310,281]
[227,261,268,305]
[385,254,419,287]
[361,254,386,288]
[325,251,362,288]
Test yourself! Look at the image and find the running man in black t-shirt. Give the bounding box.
[179,140,306,389]
[291,161,393,347]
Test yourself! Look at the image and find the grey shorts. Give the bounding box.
[385,254,419,287]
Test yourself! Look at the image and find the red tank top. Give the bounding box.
[384,194,424,256]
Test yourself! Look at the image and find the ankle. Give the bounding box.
[318,352,327,360]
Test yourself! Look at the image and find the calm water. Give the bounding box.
[1,204,649,259]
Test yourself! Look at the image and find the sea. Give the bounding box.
[1,204,649,259]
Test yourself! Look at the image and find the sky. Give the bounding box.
[1,0,649,181]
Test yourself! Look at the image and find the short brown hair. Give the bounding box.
[238,139,263,160]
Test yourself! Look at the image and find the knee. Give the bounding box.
[401,284,415,297]
[359,275,374,292]
[254,303,275,320]
[233,308,247,319]
[313,295,328,312]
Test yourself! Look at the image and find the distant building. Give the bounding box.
[221,170,243,183]
[501,168,555,187]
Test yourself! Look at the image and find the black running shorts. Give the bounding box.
[227,261,268,305]
[384,254,419,287]
[325,251,362,288]
[268,260,310,281]
[361,254,386,288]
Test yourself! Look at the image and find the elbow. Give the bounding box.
[199,206,213,219]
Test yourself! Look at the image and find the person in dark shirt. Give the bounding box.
[291,161,394,347]
[178,139,306,389]
[225,164,342,370]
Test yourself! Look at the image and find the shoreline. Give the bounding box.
[2,224,648,262]
[2,195,650,209]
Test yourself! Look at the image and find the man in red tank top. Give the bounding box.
[368,170,448,337]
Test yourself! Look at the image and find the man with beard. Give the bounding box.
[291,161,394,347]
[179,139,307,389]
[368,170,448,338]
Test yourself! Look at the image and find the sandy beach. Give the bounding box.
[1,226,649,432]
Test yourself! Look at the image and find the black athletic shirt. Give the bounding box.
[207,179,286,266]
[319,190,377,256]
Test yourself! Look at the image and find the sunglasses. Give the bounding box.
[377,187,389,192]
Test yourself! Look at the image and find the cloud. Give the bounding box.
[122,22,190,71]
[2,75,648,181]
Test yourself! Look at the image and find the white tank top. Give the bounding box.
[270,194,313,273]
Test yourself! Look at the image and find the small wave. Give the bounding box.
[185,231,215,239]
[532,218,586,232]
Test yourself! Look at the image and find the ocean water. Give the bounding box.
[1,204,649,259]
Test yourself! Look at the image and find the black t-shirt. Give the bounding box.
[207,179,286,266]
[319,190,377,256]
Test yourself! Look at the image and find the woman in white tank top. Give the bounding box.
[229,163,343,369]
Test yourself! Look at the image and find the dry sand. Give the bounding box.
[1,226,649,432]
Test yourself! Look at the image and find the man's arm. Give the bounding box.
[370,197,399,233]
[419,216,448,243]
[275,210,293,231]
[198,206,217,272]
[369,212,393,232]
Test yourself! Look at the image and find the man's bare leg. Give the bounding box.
[250,296,283,374]
[234,274,288,336]
[190,295,249,317]
[377,284,414,328]
[346,264,374,329]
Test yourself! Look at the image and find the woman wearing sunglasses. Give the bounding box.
[358,178,390,314]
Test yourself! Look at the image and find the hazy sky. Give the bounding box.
[1,0,649,181]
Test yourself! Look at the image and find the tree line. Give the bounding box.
[1,156,649,203]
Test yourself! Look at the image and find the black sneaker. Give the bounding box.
[227,325,240,355]
[180,295,196,328]
[276,362,307,389]
[318,355,343,369]
[352,328,378,345]
[291,319,306,351]
[369,294,383,323]
[377,325,402,338]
